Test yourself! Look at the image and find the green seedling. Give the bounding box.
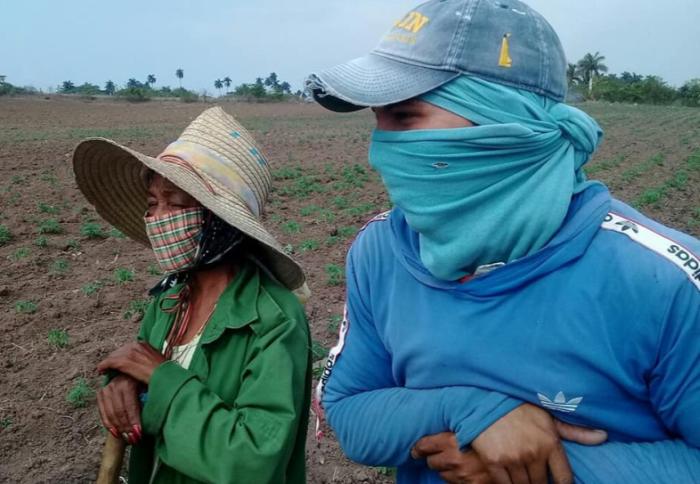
[114,268,135,284]
[147,264,162,276]
[10,247,30,261]
[338,226,359,239]
[40,172,58,187]
[66,378,94,408]
[300,205,322,217]
[282,220,302,235]
[0,416,11,429]
[109,227,126,239]
[0,224,12,246]
[15,300,37,314]
[38,219,63,234]
[325,264,345,286]
[299,239,319,252]
[47,329,69,349]
[318,209,336,224]
[80,222,107,239]
[311,339,329,363]
[38,202,60,214]
[51,258,70,274]
[332,196,350,209]
[34,236,48,248]
[67,239,81,251]
[81,281,103,296]
[327,314,342,334]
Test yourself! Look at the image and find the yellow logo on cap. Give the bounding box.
[499,33,513,68]
[394,11,430,33]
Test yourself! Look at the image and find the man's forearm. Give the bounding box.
[564,439,700,483]
[325,386,520,467]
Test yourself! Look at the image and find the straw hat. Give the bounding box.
[72,106,306,291]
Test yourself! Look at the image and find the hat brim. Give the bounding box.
[72,138,306,291]
[306,53,460,112]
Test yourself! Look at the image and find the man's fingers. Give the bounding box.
[425,450,460,472]
[507,465,531,484]
[555,420,607,446]
[526,460,548,484]
[412,432,456,459]
[546,442,573,484]
[487,465,513,484]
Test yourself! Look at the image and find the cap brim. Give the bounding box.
[306,53,460,112]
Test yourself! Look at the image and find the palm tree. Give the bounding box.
[223,76,232,93]
[176,68,184,88]
[577,52,608,94]
[147,74,156,87]
[566,63,582,87]
[264,72,279,91]
[279,81,292,94]
[104,80,116,95]
[214,79,223,97]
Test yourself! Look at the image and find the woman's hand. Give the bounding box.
[97,342,166,384]
[97,374,143,445]
[412,403,608,484]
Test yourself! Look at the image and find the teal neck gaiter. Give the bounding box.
[369,76,603,281]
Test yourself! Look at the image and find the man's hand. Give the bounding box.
[97,342,165,384]
[412,432,492,483]
[97,374,143,445]
[412,403,608,484]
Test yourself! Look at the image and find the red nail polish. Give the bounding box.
[108,427,119,439]
[132,424,142,439]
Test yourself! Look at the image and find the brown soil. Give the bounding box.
[0,96,698,483]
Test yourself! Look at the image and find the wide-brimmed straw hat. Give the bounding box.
[72,106,306,291]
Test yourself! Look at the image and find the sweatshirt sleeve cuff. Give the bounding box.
[452,395,522,449]
[141,361,196,436]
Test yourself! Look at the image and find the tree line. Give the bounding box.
[2,58,698,106]
[568,52,700,107]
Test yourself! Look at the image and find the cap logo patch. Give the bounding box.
[394,11,430,33]
[499,33,513,68]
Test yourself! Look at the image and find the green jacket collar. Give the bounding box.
[158,261,261,346]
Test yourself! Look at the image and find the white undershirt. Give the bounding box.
[163,334,202,370]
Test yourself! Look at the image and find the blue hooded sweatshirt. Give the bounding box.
[320,185,700,483]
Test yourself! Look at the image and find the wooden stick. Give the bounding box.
[96,434,126,484]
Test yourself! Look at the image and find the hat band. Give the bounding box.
[157,140,261,217]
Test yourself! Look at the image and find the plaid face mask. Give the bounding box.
[144,207,205,274]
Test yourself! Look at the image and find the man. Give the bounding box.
[306,1,700,482]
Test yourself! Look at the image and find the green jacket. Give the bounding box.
[128,261,311,484]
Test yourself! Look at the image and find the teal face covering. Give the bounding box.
[369,76,603,281]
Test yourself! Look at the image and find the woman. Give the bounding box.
[72,107,311,483]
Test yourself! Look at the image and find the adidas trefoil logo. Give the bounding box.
[537,391,583,413]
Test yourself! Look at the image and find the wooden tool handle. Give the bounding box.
[96,434,126,484]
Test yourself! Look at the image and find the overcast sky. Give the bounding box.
[1,0,698,93]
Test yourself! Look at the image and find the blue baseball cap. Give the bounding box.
[306,0,568,112]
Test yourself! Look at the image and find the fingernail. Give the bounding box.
[133,425,142,439]
[108,427,119,438]
[128,433,137,445]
